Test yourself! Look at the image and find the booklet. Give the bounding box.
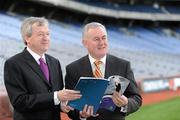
[68,75,130,113]
[68,77,109,113]
[99,75,130,111]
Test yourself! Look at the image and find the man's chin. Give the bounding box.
[41,48,49,53]
[97,53,106,59]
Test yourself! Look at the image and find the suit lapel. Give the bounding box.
[22,49,50,86]
[45,55,54,85]
[105,55,115,79]
[81,55,94,77]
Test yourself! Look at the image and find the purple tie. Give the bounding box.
[39,58,49,81]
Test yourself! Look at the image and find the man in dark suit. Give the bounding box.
[65,22,142,120]
[4,17,81,120]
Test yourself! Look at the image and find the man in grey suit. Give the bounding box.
[65,22,142,120]
[4,17,81,120]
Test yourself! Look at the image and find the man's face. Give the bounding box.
[83,27,108,59]
[26,23,50,55]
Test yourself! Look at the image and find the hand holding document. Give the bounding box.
[68,77,109,114]
[68,75,130,113]
[99,75,130,111]
[57,89,82,102]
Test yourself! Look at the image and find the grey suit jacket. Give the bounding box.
[4,48,63,120]
[65,54,142,120]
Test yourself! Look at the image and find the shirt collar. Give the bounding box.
[88,54,106,65]
[27,47,46,64]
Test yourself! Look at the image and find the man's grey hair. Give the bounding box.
[21,17,48,45]
[82,22,107,40]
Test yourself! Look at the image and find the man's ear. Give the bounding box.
[24,35,30,44]
[82,39,87,48]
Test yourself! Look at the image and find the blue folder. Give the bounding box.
[68,77,109,114]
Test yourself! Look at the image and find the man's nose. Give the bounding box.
[98,39,104,44]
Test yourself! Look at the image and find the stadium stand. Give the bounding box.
[76,1,164,13]
[0,13,180,81]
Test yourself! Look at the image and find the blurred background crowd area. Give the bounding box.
[0,0,180,120]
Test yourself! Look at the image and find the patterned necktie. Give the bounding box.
[93,60,103,78]
[39,58,49,81]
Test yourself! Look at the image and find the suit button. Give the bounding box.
[48,90,51,92]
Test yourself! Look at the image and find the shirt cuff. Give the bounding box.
[54,91,60,105]
[120,105,128,113]
[80,117,87,120]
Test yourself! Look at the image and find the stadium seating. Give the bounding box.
[165,6,180,14]
[0,13,180,81]
[75,0,180,14]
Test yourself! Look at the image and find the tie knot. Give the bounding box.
[94,60,102,66]
[39,58,45,64]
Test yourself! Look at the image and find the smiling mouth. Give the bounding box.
[42,42,49,44]
[98,47,106,49]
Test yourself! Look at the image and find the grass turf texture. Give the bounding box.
[126,97,180,120]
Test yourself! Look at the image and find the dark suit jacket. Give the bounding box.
[65,54,142,120]
[4,48,63,120]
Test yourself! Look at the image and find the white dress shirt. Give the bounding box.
[26,47,60,105]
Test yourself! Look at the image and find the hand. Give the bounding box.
[112,91,128,107]
[57,89,82,102]
[80,104,99,118]
[61,101,74,113]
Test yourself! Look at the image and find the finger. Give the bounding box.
[112,93,118,101]
[112,96,118,104]
[67,93,82,101]
[64,93,82,101]
[117,96,127,105]
[90,106,94,116]
[113,93,123,103]
[82,104,88,112]
[63,108,69,113]
[112,96,122,107]
[67,105,74,111]
[65,89,81,94]
[86,106,91,117]
[113,91,120,97]
[68,96,81,101]
[121,95,128,105]
[80,104,88,118]
[80,111,83,116]
[70,93,82,98]
[90,106,99,117]
[80,111,86,118]
[61,106,69,113]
